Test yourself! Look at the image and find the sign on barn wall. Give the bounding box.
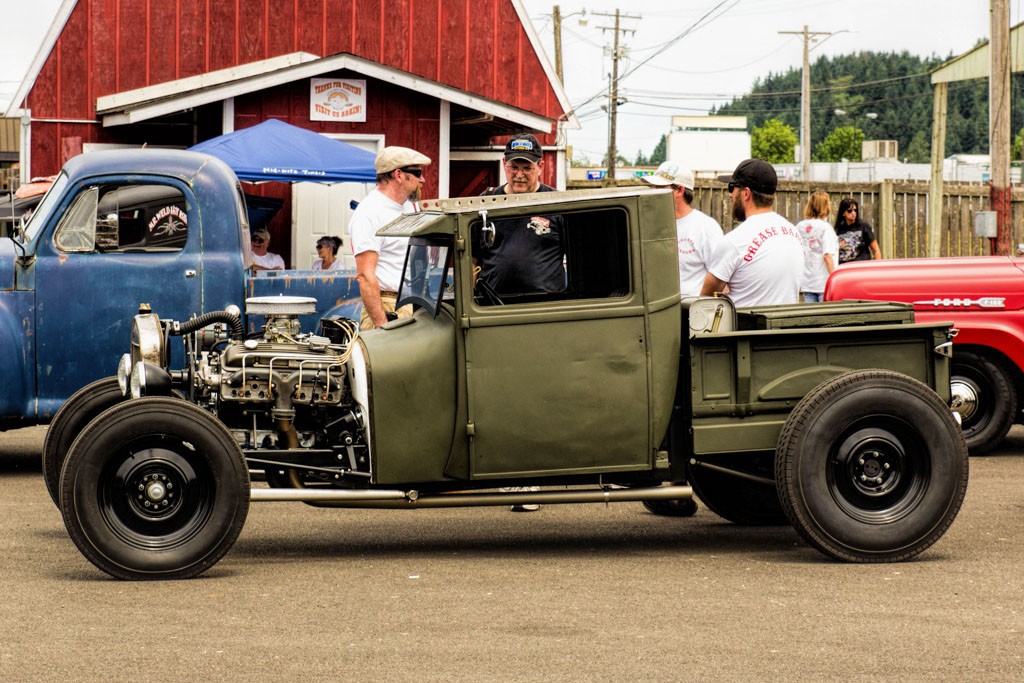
[310,78,368,123]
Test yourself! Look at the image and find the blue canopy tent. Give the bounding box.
[188,118,376,183]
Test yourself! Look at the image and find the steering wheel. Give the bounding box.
[474,279,505,306]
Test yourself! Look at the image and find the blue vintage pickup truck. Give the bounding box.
[0,149,362,430]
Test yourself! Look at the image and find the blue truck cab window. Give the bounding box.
[54,184,189,253]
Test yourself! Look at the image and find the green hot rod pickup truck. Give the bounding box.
[51,186,968,579]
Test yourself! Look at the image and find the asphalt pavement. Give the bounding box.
[1,424,1022,682]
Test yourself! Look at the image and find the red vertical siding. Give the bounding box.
[34,0,566,120]
[58,6,90,118]
[268,0,297,57]
[238,0,266,64]
[467,0,495,101]
[117,0,148,91]
[323,0,355,55]
[381,0,410,71]
[149,0,179,85]
[178,0,208,78]
[28,49,58,118]
[297,0,324,55]
[409,0,439,81]
[208,0,237,70]
[353,0,382,62]
[24,0,568,176]
[438,0,468,91]
[494,2,521,107]
[91,0,118,108]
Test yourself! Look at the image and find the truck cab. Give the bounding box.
[0,150,251,427]
[0,149,362,430]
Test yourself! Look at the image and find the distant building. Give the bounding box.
[666,115,750,173]
[774,154,1017,184]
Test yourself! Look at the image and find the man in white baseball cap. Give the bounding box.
[349,146,432,329]
[643,161,723,297]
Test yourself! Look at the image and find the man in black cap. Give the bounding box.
[474,133,565,299]
[700,158,803,306]
[476,133,564,513]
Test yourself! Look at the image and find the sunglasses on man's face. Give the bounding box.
[400,167,423,178]
[728,182,743,193]
[251,238,266,244]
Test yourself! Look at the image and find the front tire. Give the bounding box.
[42,377,126,507]
[950,350,1016,455]
[59,397,250,580]
[776,370,969,563]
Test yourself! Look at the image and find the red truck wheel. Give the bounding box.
[59,397,250,580]
[775,370,969,563]
[950,350,1016,455]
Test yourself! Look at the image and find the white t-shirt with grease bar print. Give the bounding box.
[707,211,804,307]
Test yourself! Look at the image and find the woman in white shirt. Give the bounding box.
[313,236,344,271]
[795,191,838,302]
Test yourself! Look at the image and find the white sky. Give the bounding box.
[0,0,1013,162]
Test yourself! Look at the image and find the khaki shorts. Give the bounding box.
[359,292,413,330]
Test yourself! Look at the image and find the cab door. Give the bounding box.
[33,179,203,419]
[463,205,652,479]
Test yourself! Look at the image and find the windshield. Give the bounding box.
[236,184,252,270]
[22,172,69,243]
[397,237,453,318]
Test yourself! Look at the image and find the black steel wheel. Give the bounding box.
[776,369,969,563]
[687,453,787,525]
[59,397,249,580]
[42,377,126,507]
[950,350,1016,455]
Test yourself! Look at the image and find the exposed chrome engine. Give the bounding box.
[122,297,369,486]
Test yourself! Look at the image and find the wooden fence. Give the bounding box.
[571,178,1024,259]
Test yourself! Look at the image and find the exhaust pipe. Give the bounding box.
[250,484,693,509]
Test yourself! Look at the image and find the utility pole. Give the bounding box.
[779,26,834,182]
[991,0,1011,255]
[593,9,638,186]
[553,5,564,83]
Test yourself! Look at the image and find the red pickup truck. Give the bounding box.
[826,257,1024,454]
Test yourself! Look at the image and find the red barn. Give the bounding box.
[5,0,575,267]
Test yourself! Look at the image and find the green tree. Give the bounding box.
[751,118,798,163]
[905,130,930,163]
[815,126,864,162]
[648,134,667,165]
[1013,128,1024,161]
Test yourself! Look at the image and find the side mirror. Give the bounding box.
[479,209,496,249]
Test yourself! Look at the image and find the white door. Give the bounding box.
[290,135,383,270]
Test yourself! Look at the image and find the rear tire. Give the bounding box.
[642,498,699,517]
[42,377,125,507]
[59,397,249,580]
[688,453,787,525]
[776,370,969,563]
[950,350,1016,454]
